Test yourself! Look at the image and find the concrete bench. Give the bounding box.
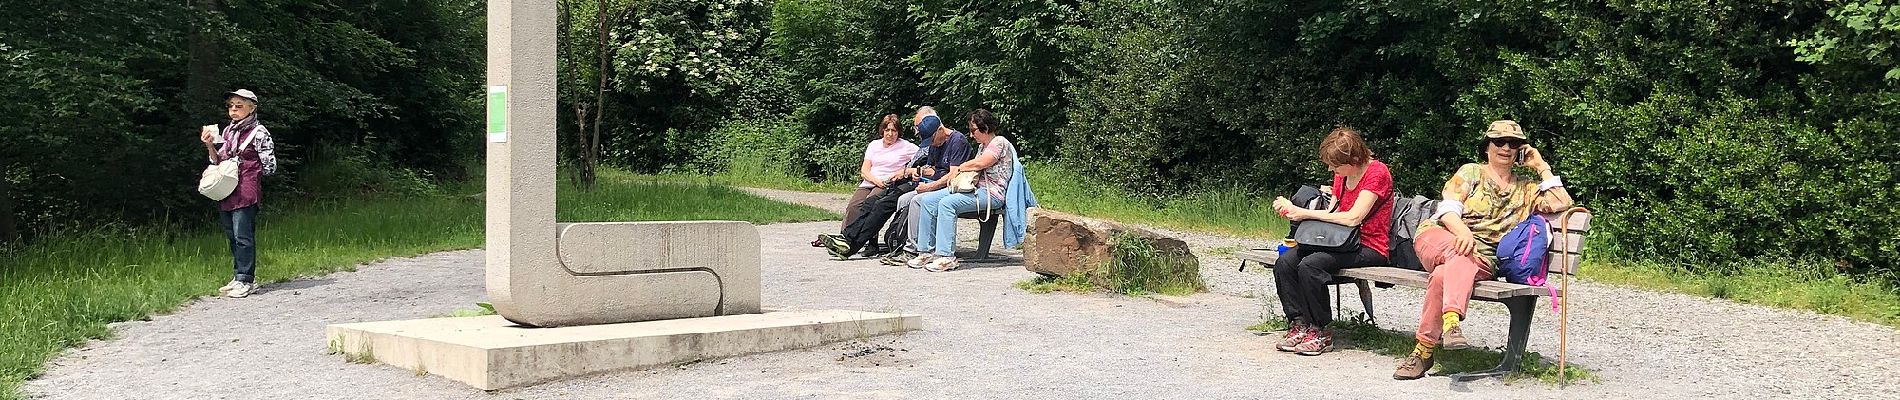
[1239,208,1593,381]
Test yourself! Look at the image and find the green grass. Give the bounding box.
[564,169,837,223]
[1584,257,1900,327]
[1247,315,1598,384]
[438,302,498,318]
[1016,273,1098,294]
[1028,163,1288,240]
[0,168,831,399]
[655,157,859,193]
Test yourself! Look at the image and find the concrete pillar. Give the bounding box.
[485,0,760,327]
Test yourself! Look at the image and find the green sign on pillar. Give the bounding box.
[487,85,508,143]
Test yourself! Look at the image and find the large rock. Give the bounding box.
[1023,209,1197,281]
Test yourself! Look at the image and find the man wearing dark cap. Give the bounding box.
[877,106,971,265]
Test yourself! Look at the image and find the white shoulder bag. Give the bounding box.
[198,129,255,201]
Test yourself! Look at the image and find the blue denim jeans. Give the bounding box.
[914,190,992,257]
[219,205,258,283]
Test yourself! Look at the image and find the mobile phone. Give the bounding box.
[1513,148,1527,166]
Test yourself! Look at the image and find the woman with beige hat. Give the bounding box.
[1392,120,1572,380]
[197,89,278,298]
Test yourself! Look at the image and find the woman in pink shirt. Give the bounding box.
[842,114,919,231]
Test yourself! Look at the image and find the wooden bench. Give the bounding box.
[1239,208,1592,381]
[1238,250,1378,324]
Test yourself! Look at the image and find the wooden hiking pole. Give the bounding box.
[1556,207,1589,387]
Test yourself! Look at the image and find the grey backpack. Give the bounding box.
[1386,194,1438,270]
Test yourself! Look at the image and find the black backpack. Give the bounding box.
[883,204,911,253]
[1285,184,1334,242]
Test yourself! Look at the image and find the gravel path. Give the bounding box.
[24,188,1898,399]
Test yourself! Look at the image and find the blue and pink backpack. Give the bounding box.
[1496,214,1563,310]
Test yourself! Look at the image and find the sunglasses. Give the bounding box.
[1487,137,1527,148]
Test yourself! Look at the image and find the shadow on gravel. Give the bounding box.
[1251,314,1599,386]
[260,278,338,293]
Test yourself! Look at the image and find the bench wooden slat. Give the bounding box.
[1543,211,1591,232]
[1550,251,1584,275]
[1236,249,1277,265]
[1552,232,1586,253]
[1337,267,1562,299]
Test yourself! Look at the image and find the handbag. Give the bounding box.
[198,128,255,201]
[1290,184,1385,252]
[950,169,978,193]
[1292,219,1360,252]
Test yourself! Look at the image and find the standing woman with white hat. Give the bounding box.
[197,89,277,298]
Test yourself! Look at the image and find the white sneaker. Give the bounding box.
[905,254,935,269]
[924,257,961,272]
[218,280,242,294]
[225,282,256,298]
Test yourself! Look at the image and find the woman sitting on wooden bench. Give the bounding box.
[1268,126,1395,356]
[1392,120,1573,380]
[907,109,1015,272]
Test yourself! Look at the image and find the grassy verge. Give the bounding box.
[0,168,831,399]
[655,159,859,193]
[1028,163,1288,240]
[1247,316,1598,384]
[1583,257,1900,326]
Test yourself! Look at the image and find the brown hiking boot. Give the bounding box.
[1442,325,1469,350]
[1392,351,1435,380]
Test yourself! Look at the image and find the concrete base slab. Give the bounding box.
[325,310,922,390]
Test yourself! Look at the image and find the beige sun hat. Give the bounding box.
[1482,120,1527,140]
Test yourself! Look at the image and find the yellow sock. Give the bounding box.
[1441,311,1461,333]
[1412,341,1435,358]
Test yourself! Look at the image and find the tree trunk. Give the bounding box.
[584,0,611,190]
[185,0,224,121]
[571,103,592,189]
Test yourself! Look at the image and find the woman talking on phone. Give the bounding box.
[1392,120,1572,380]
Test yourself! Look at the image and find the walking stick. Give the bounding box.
[1555,207,1589,387]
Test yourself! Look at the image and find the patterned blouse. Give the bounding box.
[975,136,1015,202]
[1417,163,1566,270]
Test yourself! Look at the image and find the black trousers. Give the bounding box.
[840,181,916,250]
[1273,245,1386,327]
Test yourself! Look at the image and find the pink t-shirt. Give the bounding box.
[861,139,920,188]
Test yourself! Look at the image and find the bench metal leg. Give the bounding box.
[973,217,998,259]
[1451,296,1535,382]
[1355,280,1375,325]
[1333,284,1342,317]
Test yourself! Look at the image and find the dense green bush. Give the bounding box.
[1043,0,1900,274]
[14,0,1892,277]
[719,0,1900,275]
[0,0,483,241]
